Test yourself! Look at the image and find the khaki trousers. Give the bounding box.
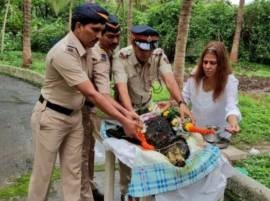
[81,106,102,201]
[27,102,83,201]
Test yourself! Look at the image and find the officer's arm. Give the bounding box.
[103,94,139,120]
[115,83,134,112]
[75,80,140,136]
[162,73,183,103]
[162,73,194,121]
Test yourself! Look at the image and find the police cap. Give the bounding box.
[105,15,121,33]
[131,25,159,50]
[72,3,109,30]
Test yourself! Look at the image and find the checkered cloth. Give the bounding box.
[128,145,220,197]
[100,120,221,197]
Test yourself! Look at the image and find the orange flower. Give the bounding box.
[183,122,215,135]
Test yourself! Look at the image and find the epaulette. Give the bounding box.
[119,47,132,59]
[153,48,170,64]
[64,45,78,57]
[152,48,164,56]
[101,53,107,62]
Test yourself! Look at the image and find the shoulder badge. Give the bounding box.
[153,48,163,56]
[163,55,169,64]
[101,53,107,62]
[119,47,132,59]
[65,45,78,57]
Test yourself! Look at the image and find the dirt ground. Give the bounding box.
[238,76,270,92]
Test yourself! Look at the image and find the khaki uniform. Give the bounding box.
[113,46,172,110]
[81,42,112,200]
[112,46,173,196]
[28,32,92,201]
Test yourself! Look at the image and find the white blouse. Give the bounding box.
[182,74,241,128]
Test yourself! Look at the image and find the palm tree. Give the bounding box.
[230,0,245,63]
[127,0,133,45]
[68,1,74,30]
[173,0,193,88]
[1,0,10,54]
[22,0,32,68]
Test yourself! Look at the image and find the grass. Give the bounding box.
[235,155,270,188]
[151,86,270,147]
[154,86,270,150]
[0,51,46,74]
[1,51,270,77]
[232,61,270,77]
[0,168,60,199]
[0,164,108,200]
[232,93,270,147]
[0,51,270,199]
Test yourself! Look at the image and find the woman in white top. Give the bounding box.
[182,41,241,135]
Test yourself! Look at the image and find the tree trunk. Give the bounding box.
[127,0,133,45]
[1,0,10,54]
[230,0,245,63]
[22,0,32,68]
[68,1,73,31]
[173,0,193,88]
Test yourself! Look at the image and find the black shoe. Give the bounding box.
[92,189,104,201]
[121,194,138,201]
[216,138,230,149]
[121,194,126,201]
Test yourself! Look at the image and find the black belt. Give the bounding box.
[84,101,95,107]
[39,95,73,116]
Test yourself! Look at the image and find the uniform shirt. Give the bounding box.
[182,74,241,128]
[41,31,92,111]
[91,42,112,95]
[112,46,172,106]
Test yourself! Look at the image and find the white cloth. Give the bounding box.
[182,74,241,128]
[103,138,235,201]
[155,156,235,201]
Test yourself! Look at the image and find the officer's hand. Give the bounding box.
[122,119,143,138]
[157,101,171,112]
[179,103,195,124]
[126,111,140,121]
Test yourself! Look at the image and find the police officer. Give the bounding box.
[112,25,193,200]
[81,15,138,201]
[27,4,140,201]
[113,25,193,117]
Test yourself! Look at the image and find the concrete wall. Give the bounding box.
[225,171,270,201]
[0,65,44,87]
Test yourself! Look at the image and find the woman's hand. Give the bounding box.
[227,115,240,134]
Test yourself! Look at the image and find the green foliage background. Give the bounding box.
[1,0,270,64]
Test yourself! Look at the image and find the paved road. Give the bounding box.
[0,75,37,185]
[0,74,105,186]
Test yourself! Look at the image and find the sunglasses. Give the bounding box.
[135,40,159,51]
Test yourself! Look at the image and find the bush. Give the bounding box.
[188,1,235,61]
[31,19,67,52]
[242,0,270,64]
